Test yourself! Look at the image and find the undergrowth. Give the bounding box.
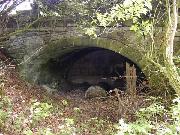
[117,96,180,135]
[0,61,180,135]
[0,95,117,134]
[0,89,179,135]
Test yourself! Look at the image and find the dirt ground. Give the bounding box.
[4,64,151,119]
[0,52,152,134]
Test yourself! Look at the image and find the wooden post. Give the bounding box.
[126,63,137,95]
[126,62,130,93]
[131,65,137,95]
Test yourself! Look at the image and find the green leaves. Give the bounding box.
[61,99,68,107]
[117,97,180,135]
[84,27,97,37]
[30,100,53,123]
[130,20,153,36]
[129,120,154,134]
[0,110,9,128]
[136,102,165,119]
[96,13,109,27]
[86,0,153,37]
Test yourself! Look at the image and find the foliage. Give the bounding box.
[0,0,26,36]
[117,97,180,135]
[24,128,55,135]
[58,118,76,135]
[0,63,178,135]
[82,0,153,37]
[30,99,53,123]
[0,61,117,134]
[0,62,12,129]
[19,99,55,135]
[0,0,180,135]
[0,96,12,129]
[0,93,53,134]
[36,0,124,16]
[0,90,117,134]
[0,61,5,96]
[80,0,180,95]
[34,0,131,29]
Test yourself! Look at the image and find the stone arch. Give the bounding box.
[40,37,143,66]
[20,36,145,88]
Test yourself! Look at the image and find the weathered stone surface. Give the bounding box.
[1,25,179,91]
[4,28,145,84]
[85,86,107,99]
[42,85,58,94]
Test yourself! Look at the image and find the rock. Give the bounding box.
[108,88,124,97]
[42,85,58,94]
[85,86,107,99]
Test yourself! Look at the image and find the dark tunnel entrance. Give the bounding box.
[39,47,147,93]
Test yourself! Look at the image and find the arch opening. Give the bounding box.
[38,47,147,92]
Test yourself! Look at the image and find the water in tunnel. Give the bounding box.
[39,47,147,92]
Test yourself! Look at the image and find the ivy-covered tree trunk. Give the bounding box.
[164,0,180,95]
[165,0,178,64]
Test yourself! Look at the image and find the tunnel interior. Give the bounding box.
[38,47,147,92]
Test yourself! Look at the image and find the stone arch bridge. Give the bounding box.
[1,25,180,91]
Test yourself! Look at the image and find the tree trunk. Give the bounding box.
[164,0,180,95]
[165,0,178,64]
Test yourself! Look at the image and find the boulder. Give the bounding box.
[85,86,107,99]
[42,85,58,94]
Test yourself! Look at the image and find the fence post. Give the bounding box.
[126,63,137,95]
